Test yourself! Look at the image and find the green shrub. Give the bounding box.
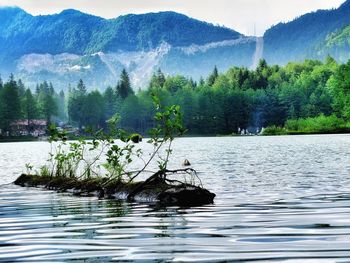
[263,115,350,135]
[285,115,348,134]
[262,126,287,135]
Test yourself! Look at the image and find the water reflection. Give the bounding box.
[1,135,350,261]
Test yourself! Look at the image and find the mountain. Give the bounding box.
[6,2,350,90]
[0,7,257,89]
[263,0,350,64]
[317,24,350,63]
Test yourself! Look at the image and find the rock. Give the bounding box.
[13,174,30,186]
[183,159,191,166]
[14,173,216,206]
[157,186,215,206]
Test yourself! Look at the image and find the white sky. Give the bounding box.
[0,0,346,36]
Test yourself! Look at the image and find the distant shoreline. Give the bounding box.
[1,132,350,143]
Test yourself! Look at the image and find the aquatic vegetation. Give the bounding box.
[18,95,214,205]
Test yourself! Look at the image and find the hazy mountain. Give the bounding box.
[0,7,257,89]
[4,2,350,90]
[263,0,350,64]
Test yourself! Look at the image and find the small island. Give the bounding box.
[14,96,215,206]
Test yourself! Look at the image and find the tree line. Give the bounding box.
[1,57,350,136]
[0,75,64,135]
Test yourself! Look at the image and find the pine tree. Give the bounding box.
[0,75,3,90]
[156,68,166,87]
[57,90,67,121]
[0,75,21,135]
[68,80,87,129]
[17,79,25,97]
[207,66,219,86]
[103,86,118,119]
[23,89,38,132]
[77,79,86,94]
[116,69,134,100]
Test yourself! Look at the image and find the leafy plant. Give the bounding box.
[25,163,34,175]
[32,95,202,196]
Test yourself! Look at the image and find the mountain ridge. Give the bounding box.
[2,2,350,89]
[0,6,254,89]
[263,0,350,64]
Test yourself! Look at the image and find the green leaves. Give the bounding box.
[48,124,67,143]
[129,133,142,143]
[35,94,186,184]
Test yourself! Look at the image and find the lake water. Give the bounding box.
[1,135,350,262]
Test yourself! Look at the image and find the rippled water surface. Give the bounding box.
[1,135,350,262]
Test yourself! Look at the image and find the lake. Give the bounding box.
[1,135,350,262]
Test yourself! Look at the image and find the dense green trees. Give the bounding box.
[327,60,350,119]
[0,77,61,135]
[23,89,38,125]
[114,58,348,135]
[2,58,350,137]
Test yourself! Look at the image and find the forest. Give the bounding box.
[1,57,350,137]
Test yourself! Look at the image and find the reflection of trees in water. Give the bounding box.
[105,199,131,218]
[148,205,188,238]
[45,195,131,239]
[44,194,191,242]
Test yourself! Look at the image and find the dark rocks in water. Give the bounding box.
[14,173,51,187]
[14,174,31,185]
[13,174,215,206]
[157,186,215,206]
[183,159,191,166]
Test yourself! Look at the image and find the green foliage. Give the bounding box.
[0,8,241,59]
[264,115,350,135]
[82,91,105,129]
[23,89,38,122]
[207,66,219,86]
[36,94,186,187]
[262,126,287,136]
[285,115,349,134]
[264,1,350,64]
[325,25,350,48]
[68,79,87,129]
[3,57,350,138]
[0,75,21,134]
[103,86,119,119]
[116,69,134,100]
[39,165,50,177]
[327,60,350,119]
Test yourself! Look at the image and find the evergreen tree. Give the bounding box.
[103,86,118,119]
[207,66,219,86]
[68,80,87,129]
[56,90,67,121]
[0,75,21,135]
[149,69,166,90]
[41,92,57,125]
[157,68,166,87]
[0,75,3,90]
[23,89,38,132]
[116,69,134,100]
[77,79,86,94]
[17,79,25,97]
[82,91,105,129]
